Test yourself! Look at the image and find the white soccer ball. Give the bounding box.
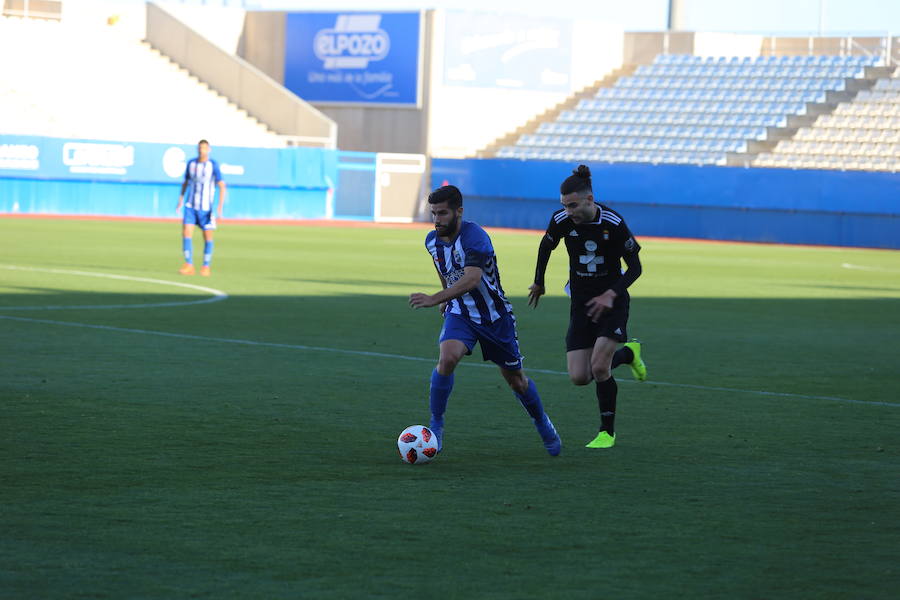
[397,425,439,465]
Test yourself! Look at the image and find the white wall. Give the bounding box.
[152,1,246,53]
[693,32,763,57]
[571,20,624,90]
[61,0,146,39]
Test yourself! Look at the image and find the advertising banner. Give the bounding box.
[0,136,294,188]
[284,11,421,106]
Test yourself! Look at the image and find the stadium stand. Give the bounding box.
[496,53,886,167]
[754,76,900,171]
[0,15,284,147]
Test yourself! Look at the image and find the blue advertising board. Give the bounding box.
[0,134,383,221]
[284,11,421,106]
[0,135,300,188]
[430,158,900,249]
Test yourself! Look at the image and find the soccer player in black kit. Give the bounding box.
[528,165,647,448]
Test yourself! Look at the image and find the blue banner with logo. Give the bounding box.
[0,135,331,189]
[284,11,421,106]
[0,135,359,220]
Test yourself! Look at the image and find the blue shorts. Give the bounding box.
[439,312,523,370]
[183,207,217,230]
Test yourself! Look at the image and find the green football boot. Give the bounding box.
[623,339,647,382]
[585,431,616,448]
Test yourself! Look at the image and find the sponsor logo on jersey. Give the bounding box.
[578,240,604,273]
[445,268,465,285]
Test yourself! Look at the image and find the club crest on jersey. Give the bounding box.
[452,249,462,265]
[603,230,609,240]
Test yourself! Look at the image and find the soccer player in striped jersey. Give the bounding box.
[528,165,646,449]
[409,185,561,456]
[176,139,226,276]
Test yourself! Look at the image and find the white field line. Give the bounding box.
[0,265,228,309]
[841,262,900,274]
[1,313,897,409]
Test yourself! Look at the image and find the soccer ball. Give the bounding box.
[397,425,439,465]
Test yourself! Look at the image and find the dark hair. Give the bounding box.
[428,185,463,209]
[560,164,592,195]
[198,139,210,146]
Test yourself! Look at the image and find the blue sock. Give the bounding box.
[203,240,214,267]
[515,378,545,421]
[429,369,454,426]
[182,238,192,264]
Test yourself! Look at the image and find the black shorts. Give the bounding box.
[565,292,630,351]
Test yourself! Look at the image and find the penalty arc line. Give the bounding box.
[1,314,897,409]
[0,265,228,309]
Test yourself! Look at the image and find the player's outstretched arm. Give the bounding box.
[530,234,556,308]
[410,266,483,309]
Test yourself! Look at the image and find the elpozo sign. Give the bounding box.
[284,12,422,106]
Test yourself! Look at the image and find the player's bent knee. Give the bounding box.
[506,373,529,394]
[592,368,612,382]
[570,373,592,386]
[436,358,460,376]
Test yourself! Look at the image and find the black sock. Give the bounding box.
[596,376,617,434]
[611,346,634,369]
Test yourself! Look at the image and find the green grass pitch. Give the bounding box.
[1,217,898,599]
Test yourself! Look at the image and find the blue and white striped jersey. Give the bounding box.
[425,221,513,325]
[183,158,223,211]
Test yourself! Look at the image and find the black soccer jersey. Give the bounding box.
[542,203,640,301]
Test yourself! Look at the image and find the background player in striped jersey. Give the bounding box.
[409,185,561,456]
[176,139,226,276]
[528,165,646,449]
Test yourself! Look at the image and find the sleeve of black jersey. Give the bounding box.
[533,214,564,287]
[609,222,642,297]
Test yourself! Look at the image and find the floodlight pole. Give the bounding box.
[667,0,685,31]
